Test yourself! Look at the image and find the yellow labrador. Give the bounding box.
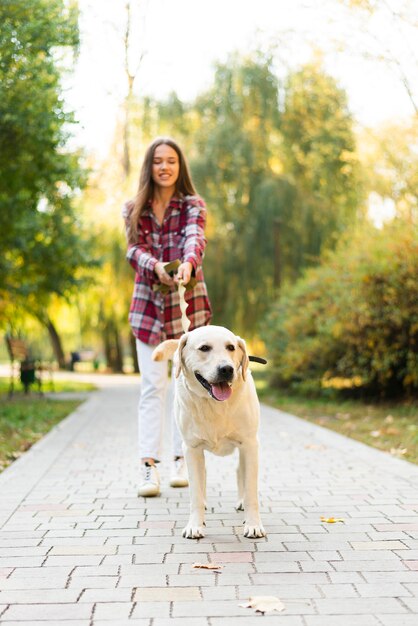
[152,325,266,539]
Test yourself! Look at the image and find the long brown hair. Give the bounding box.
[127,137,197,244]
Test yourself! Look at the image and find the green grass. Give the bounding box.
[0,377,96,472]
[253,369,418,465]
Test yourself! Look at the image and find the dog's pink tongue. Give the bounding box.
[211,382,232,401]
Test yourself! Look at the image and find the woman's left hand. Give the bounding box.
[175,261,193,285]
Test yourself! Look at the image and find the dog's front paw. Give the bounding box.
[243,521,266,538]
[182,523,206,539]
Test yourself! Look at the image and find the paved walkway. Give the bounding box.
[1,374,418,626]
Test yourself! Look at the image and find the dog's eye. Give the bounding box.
[226,344,235,351]
[199,345,212,352]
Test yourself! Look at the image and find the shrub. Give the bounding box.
[262,220,418,398]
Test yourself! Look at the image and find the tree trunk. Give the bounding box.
[103,320,124,373]
[130,332,139,373]
[45,317,66,369]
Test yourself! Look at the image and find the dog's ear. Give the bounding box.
[152,339,179,362]
[236,336,249,381]
[174,333,188,378]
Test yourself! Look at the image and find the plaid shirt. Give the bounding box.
[124,195,212,345]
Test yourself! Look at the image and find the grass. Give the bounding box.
[0,377,96,473]
[253,369,418,465]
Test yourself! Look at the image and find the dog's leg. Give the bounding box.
[240,442,266,538]
[182,446,206,539]
[236,453,245,511]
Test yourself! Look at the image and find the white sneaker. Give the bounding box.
[170,457,189,488]
[138,463,160,497]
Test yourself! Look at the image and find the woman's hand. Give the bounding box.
[154,262,175,287]
[175,261,193,285]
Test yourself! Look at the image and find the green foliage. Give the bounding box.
[0,0,93,313]
[180,55,362,335]
[281,62,363,262]
[263,220,418,398]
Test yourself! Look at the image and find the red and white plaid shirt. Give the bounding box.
[123,195,212,345]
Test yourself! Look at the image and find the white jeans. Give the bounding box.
[136,339,183,461]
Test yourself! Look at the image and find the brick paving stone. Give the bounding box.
[351,540,408,550]
[0,589,80,603]
[0,377,418,624]
[332,560,408,571]
[135,587,201,602]
[167,575,223,587]
[1,603,94,620]
[210,619,305,626]
[238,584,322,598]
[314,598,406,614]
[305,617,380,626]
[79,588,131,602]
[0,622,90,626]
[319,583,357,598]
[130,601,170,618]
[210,552,252,563]
[93,602,133,620]
[378,618,418,626]
[152,620,208,626]
[354,583,412,597]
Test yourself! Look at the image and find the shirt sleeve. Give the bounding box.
[182,196,208,270]
[122,203,158,278]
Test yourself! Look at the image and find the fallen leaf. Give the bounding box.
[384,415,394,424]
[336,412,351,421]
[385,427,400,436]
[239,596,285,614]
[320,516,345,523]
[192,562,223,570]
[390,447,407,457]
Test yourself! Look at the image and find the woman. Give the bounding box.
[123,137,212,497]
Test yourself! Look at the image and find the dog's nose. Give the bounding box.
[217,365,234,380]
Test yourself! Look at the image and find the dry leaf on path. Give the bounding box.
[192,562,223,570]
[320,516,345,523]
[390,447,407,457]
[239,596,285,614]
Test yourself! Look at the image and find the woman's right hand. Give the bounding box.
[154,262,175,287]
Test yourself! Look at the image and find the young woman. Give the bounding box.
[123,137,212,497]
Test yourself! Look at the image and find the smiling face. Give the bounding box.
[176,326,249,402]
[151,144,180,191]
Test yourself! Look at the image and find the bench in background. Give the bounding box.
[4,335,54,397]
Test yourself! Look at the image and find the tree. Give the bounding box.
[0,0,93,365]
[280,62,363,265]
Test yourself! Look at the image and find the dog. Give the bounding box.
[152,325,266,539]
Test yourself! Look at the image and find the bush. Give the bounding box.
[262,220,418,398]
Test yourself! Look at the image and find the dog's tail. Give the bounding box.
[152,339,179,362]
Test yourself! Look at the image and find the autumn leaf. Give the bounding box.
[390,447,407,457]
[239,596,285,614]
[192,562,223,570]
[320,516,345,523]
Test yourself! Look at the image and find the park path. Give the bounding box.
[0,373,418,625]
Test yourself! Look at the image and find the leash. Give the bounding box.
[178,279,191,333]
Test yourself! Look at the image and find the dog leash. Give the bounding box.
[178,279,191,333]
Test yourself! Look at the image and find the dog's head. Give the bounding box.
[175,326,249,402]
[152,326,249,402]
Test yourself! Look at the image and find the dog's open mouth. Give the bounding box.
[195,373,232,401]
